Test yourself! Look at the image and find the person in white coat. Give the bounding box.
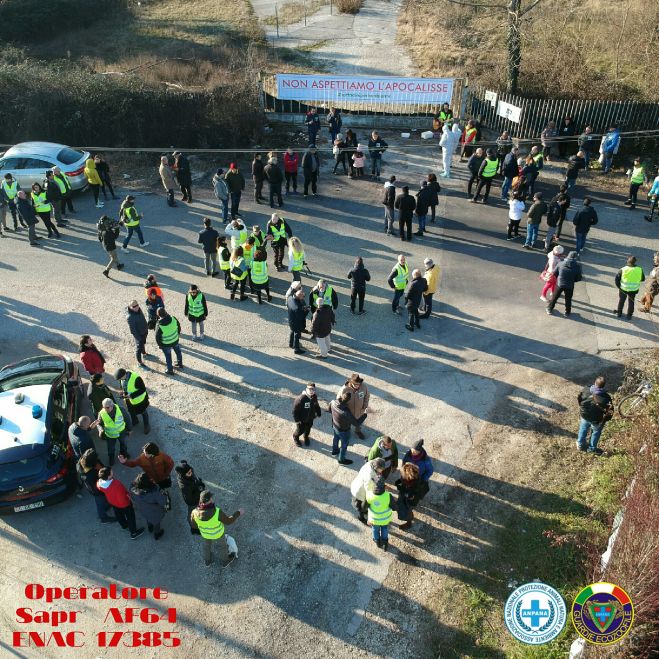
[439,124,453,178]
[350,458,386,523]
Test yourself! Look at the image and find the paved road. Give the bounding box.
[0,137,656,658]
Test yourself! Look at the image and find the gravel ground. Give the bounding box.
[0,137,656,658]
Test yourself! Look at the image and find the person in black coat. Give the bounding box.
[287,288,309,354]
[404,269,428,331]
[572,197,598,254]
[174,152,192,202]
[175,460,205,534]
[292,382,322,446]
[264,157,284,208]
[301,146,320,196]
[44,170,67,228]
[15,191,40,246]
[382,176,396,234]
[466,148,484,199]
[347,256,371,314]
[415,181,434,236]
[344,130,358,176]
[97,214,123,277]
[126,300,149,366]
[394,186,416,242]
[558,117,576,158]
[77,449,115,523]
[252,154,265,203]
[114,368,150,433]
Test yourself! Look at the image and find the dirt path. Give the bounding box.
[251,0,413,75]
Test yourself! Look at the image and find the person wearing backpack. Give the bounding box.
[544,196,562,251]
[552,185,571,241]
[97,215,124,278]
[576,376,613,455]
[546,251,582,316]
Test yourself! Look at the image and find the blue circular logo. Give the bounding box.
[505,582,567,645]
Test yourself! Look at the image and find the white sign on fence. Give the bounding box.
[276,74,454,104]
[485,90,498,108]
[497,100,522,123]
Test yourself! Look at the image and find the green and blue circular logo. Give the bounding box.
[571,582,634,645]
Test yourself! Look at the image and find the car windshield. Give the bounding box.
[0,455,45,484]
[0,373,54,392]
[57,147,85,165]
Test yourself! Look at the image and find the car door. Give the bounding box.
[18,158,56,190]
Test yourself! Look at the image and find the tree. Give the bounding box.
[446,0,544,94]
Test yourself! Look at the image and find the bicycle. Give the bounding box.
[617,381,653,418]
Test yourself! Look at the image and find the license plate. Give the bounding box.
[14,501,45,512]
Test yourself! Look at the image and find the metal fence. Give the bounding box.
[261,74,465,118]
[465,86,659,140]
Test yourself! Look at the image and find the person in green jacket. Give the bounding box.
[367,435,398,479]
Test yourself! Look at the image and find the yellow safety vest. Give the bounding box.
[2,180,18,199]
[270,223,286,241]
[439,110,451,122]
[465,127,477,142]
[187,292,205,318]
[630,166,645,185]
[291,250,304,272]
[31,191,51,213]
[123,206,140,227]
[53,174,70,194]
[366,491,392,526]
[250,260,268,285]
[194,508,225,540]
[242,243,254,269]
[533,153,544,166]
[158,317,179,345]
[125,371,146,406]
[99,406,126,439]
[393,263,409,290]
[620,266,643,292]
[482,158,498,178]
[230,257,248,281]
[219,249,230,271]
[251,231,266,249]
[312,285,334,308]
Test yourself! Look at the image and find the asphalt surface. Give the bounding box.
[0,137,656,658]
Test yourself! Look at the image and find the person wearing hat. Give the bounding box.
[367,435,398,480]
[91,397,132,466]
[540,245,564,302]
[114,368,150,433]
[350,457,386,524]
[126,299,149,367]
[198,217,220,277]
[212,168,229,222]
[155,307,183,375]
[470,148,499,203]
[173,152,192,203]
[366,477,392,551]
[224,163,245,219]
[159,155,177,207]
[402,439,434,482]
[337,373,370,440]
[301,145,320,197]
[330,392,368,465]
[624,158,648,210]
[175,460,206,534]
[395,462,429,530]
[267,213,292,271]
[292,382,322,447]
[98,215,124,277]
[190,490,243,567]
[404,269,428,331]
[184,284,208,340]
[120,195,149,252]
[420,258,439,319]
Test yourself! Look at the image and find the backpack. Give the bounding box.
[547,200,561,224]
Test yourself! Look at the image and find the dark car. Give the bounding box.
[0,355,81,514]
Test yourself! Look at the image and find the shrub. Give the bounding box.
[335,0,362,14]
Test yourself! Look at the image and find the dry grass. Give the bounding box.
[335,0,362,13]
[262,0,329,27]
[398,0,659,101]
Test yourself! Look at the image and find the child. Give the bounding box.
[540,245,564,302]
[218,236,232,290]
[352,148,365,178]
[184,284,208,340]
[366,478,392,551]
[507,192,525,240]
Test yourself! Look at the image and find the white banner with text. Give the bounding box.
[276,74,454,104]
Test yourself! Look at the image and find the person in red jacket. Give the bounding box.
[79,335,106,375]
[283,148,299,195]
[96,468,145,539]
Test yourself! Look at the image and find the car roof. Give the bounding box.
[0,384,50,451]
[2,142,78,160]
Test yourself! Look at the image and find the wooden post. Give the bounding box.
[304,0,307,26]
[275,5,280,38]
[330,0,333,16]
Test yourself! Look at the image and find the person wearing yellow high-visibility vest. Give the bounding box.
[471,148,499,204]
[288,236,306,282]
[309,279,338,310]
[366,478,392,551]
[218,236,232,290]
[251,248,272,304]
[614,256,645,320]
[114,368,150,434]
[229,246,249,301]
[120,195,149,251]
[1,173,25,231]
[267,213,292,271]
[184,284,208,340]
[224,218,248,251]
[52,166,75,216]
[624,158,647,210]
[155,308,183,376]
[91,397,132,466]
[242,236,257,294]
[251,224,269,253]
[387,254,409,314]
[30,182,60,238]
[190,490,243,568]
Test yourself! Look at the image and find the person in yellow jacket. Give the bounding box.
[366,478,392,551]
[614,256,645,320]
[84,157,104,209]
[420,257,440,319]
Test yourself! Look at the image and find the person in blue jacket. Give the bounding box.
[402,439,434,482]
[600,126,620,174]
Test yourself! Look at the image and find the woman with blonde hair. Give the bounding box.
[229,246,248,301]
[395,462,429,530]
[288,236,305,282]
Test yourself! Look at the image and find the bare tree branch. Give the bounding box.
[519,0,544,18]
[445,0,508,9]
